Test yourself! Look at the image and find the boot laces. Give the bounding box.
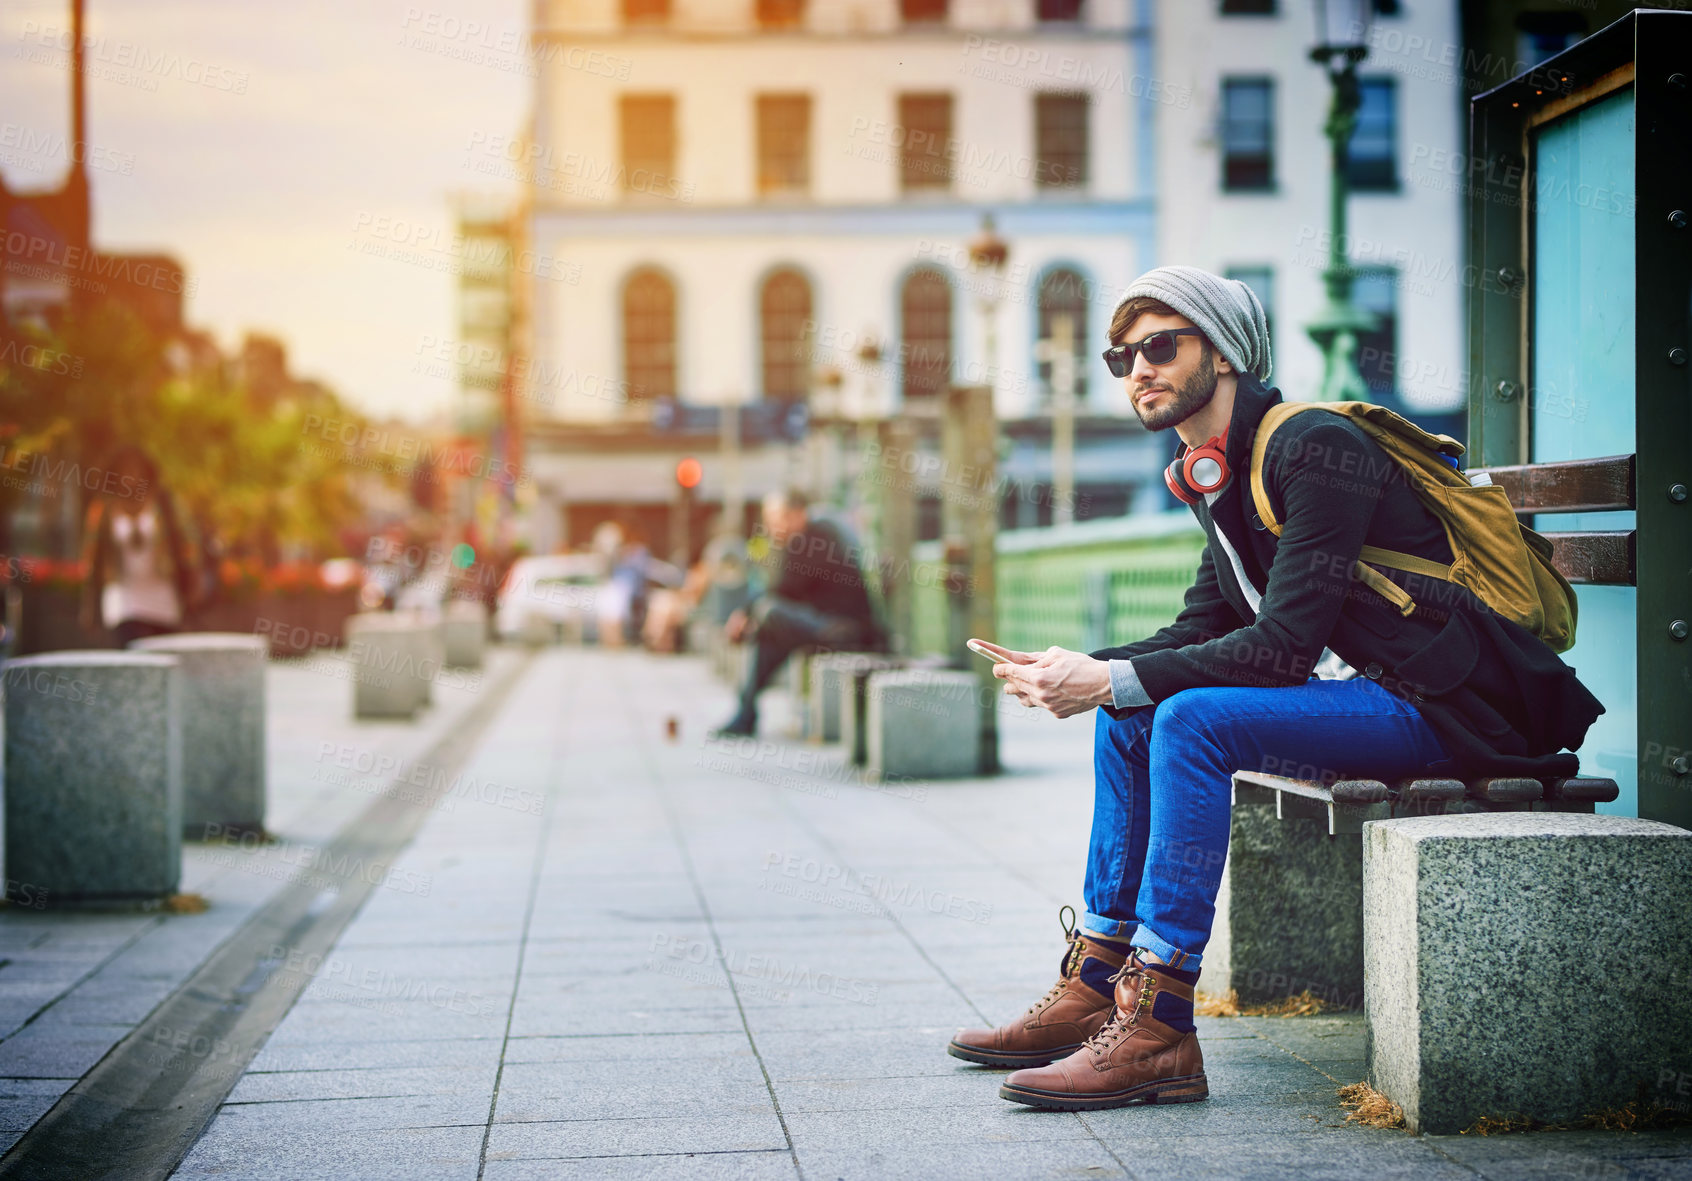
[1084,962,1155,1053]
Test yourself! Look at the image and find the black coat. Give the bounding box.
[1091,375,1604,779]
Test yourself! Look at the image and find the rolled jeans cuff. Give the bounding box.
[1130,924,1201,972]
[1081,911,1136,940]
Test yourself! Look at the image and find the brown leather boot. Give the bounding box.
[947,910,1127,1068]
[997,954,1208,1110]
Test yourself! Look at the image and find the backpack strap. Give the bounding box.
[1247,401,1430,618]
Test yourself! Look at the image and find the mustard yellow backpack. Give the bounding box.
[1248,401,1577,653]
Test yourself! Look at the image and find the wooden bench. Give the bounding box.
[1232,772,1620,836]
[1230,451,1633,835]
[1208,451,1634,1011]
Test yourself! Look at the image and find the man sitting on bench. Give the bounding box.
[713,489,883,737]
[948,265,1602,1112]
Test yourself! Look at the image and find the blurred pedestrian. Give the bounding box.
[79,444,195,647]
[712,489,883,737]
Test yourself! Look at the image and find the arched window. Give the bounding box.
[623,267,676,400]
[901,0,948,22]
[1037,267,1089,401]
[901,267,951,401]
[760,268,812,401]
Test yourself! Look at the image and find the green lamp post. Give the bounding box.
[1306,0,1378,403]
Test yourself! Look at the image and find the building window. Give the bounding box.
[760,268,812,401]
[898,93,953,192]
[1346,78,1397,191]
[622,0,669,25]
[620,95,676,196]
[1034,93,1089,190]
[1220,77,1274,191]
[1220,0,1274,12]
[756,95,810,196]
[623,267,676,400]
[1037,0,1083,22]
[1373,0,1400,14]
[1224,266,1274,360]
[901,268,951,400]
[756,0,804,29]
[1037,268,1089,401]
[1353,268,1397,398]
[902,0,947,22]
[1516,13,1586,67]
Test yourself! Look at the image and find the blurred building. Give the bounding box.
[522,0,1158,549]
[511,0,1643,547]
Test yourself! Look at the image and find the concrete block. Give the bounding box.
[519,611,556,648]
[442,601,487,669]
[344,613,429,719]
[130,633,266,836]
[808,654,899,744]
[1363,813,1692,1133]
[864,669,980,780]
[1205,804,1364,1009]
[3,651,182,901]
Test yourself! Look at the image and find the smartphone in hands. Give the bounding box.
[967,638,1033,664]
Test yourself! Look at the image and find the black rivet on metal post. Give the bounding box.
[1671,484,1690,503]
[1671,620,1690,641]
[1672,348,1689,366]
[1674,756,1692,777]
[1498,266,1521,287]
[1669,73,1689,90]
[1493,380,1520,402]
[1671,210,1689,230]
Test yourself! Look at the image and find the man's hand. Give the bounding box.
[996,646,1114,719]
[724,609,749,643]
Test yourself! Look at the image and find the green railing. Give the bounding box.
[909,513,1206,657]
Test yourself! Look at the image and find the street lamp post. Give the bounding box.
[968,215,1009,397]
[1306,0,1378,403]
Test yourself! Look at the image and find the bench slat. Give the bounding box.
[1475,455,1634,514]
[1547,777,1621,803]
[1397,778,1466,802]
[1468,777,1545,803]
[1543,531,1636,586]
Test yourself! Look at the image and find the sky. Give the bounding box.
[1,0,529,422]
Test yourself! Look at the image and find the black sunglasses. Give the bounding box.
[1101,328,1204,377]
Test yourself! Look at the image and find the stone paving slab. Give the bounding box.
[8,644,1691,1176]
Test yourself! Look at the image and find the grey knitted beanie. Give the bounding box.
[1116,265,1273,382]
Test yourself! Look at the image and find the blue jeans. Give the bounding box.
[1083,678,1452,970]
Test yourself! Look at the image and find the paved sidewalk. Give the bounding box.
[3,645,1689,1177]
[0,643,527,1159]
[153,648,1692,1178]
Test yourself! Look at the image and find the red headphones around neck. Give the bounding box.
[1164,427,1231,505]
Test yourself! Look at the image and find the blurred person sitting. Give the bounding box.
[79,444,196,647]
[712,489,883,737]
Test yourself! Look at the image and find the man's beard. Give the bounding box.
[1131,345,1217,432]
